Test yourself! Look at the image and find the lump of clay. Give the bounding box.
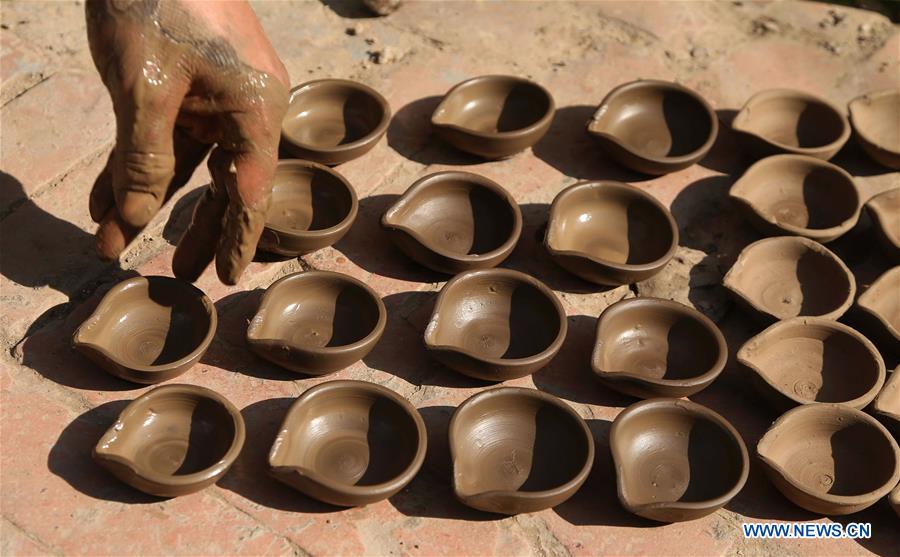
[363,0,401,16]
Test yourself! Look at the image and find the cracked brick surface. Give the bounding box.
[1,1,899,556]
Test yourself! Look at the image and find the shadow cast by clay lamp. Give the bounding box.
[331,194,445,283]
[363,291,491,388]
[532,315,635,408]
[386,96,483,166]
[531,105,652,183]
[218,397,344,513]
[48,400,164,504]
[319,0,380,18]
[389,405,504,521]
[553,419,658,527]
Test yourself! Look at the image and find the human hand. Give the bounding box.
[86,0,289,284]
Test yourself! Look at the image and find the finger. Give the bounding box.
[89,149,116,223]
[215,149,274,285]
[95,208,139,261]
[171,150,229,282]
[112,79,187,228]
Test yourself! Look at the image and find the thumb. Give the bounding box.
[112,81,186,228]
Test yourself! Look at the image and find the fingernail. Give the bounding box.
[119,191,158,227]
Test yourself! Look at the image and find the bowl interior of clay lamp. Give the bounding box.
[587,80,717,168]
[848,89,900,168]
[733,89,850,156]
[757,404,900,514]
[73,276,216,380]
[591,297,727,397]
[425,269,565,370]
[281,79,390,163]
[723,237,855,322]
[449,387,593,514]
[94,384,244,496]
[858,266,900,341]
[866,188,900,258]
[382,171,522,271]
[730,155,860,242]
[738,317,885,408]
[269,380,426,506]
[610,399,748,522]
[432,75,553,136]
[545,181,677,281]
[247,271,385,374]
[259,160,357,255]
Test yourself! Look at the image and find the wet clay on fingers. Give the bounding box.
[848,89,900,169]
[737,317,885,411]
[86,0,289,285]
[268,380,426,507]
[382,171,522,274]
[587,80,718,175]
[591,298,727,399]
[610,398,749,522]
[449,387,594,514]
[873,367,900,438]
[866,188,900,262]
[425,269,566,381]
[94,384,245,497]
[281,79,390,166]
[545,181,678,285]
[73,276,216,384]
[431,75,555,159]
[247,271,386,375]
[757,404,900,515]
[256,160,358,257]
[723,236,855,324]
[729,155,861,243]
[732,89,850,160]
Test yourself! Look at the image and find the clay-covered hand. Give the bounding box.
[85,0,289,284]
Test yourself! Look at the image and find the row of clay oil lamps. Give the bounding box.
[74,76,899,521]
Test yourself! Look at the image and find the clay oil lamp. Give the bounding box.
[610,398,749,522]
[256,160,358,257]
[544,181,678,286]
[73,276,216,384]
[93,384,245,497]
[449,387,593,514]
[382,171,522,274]
[424,269,566,381]
[587,80,718,175]
[268,380,426,507]
[732,89,850,160]
[281,79,390,166]
[757,403,900,515]
[591,298,727,399]
[866,188,900,262]
[852,266,900,361]
[848,89,900,169]
[247,271,386,375]
[723,236,855,324]
[737,317,885,411]
[873,366,899,438]
[431,75,555,159]
[729,154,861,243]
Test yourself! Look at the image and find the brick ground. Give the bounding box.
[1,1,899,556]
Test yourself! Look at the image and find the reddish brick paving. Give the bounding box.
[1,1,898,555]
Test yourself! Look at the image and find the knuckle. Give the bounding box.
[118,150,175,189]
